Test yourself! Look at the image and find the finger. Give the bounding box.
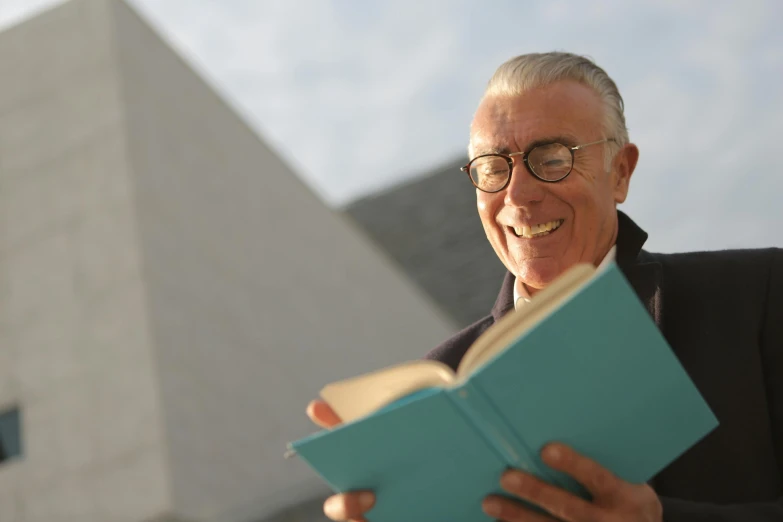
[541,443,621,498]
[482,495,553,522]
[307,399,343,428]
[323,491,375,521]
[499,469,598,522]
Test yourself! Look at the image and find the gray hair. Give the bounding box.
[470,52,628,168]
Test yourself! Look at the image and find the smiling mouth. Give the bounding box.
[510,219,564,239]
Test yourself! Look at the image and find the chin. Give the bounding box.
[515,258,564,289]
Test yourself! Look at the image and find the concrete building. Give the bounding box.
[0,1,456,521]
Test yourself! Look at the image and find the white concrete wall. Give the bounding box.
[0,1,171,521]
[0,1,457,521]
[111,1,455,520]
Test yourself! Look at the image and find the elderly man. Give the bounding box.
[307,52,783,522]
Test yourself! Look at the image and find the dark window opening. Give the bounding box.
[0,406,22,464]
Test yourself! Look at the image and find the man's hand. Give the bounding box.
[482,443,663,522]
[306,400,376,521]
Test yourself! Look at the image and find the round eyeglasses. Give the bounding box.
[461,138,616,193]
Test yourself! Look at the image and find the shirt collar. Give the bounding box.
[513,245,617,310]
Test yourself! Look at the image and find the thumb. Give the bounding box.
[307,399,343,429]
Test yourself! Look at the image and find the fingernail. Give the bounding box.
[500,471,522,490]
[483,498,502,517]
[323,496,341,519]
[358,491,375,510]
[545,444,562,461]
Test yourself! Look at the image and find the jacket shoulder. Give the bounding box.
[644,245,781,275]
[643,246,782,266]
[423,315,496,372]
[642,247,782,307]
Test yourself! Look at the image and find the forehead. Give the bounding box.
[470,81,604,154]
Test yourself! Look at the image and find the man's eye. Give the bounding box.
[543,159,567,167]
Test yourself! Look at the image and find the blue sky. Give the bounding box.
[1,0,781,253]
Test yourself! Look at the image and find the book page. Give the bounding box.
[455,263,596,379]
[320,359,456,423]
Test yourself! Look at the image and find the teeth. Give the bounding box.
[514,225,531,237]
[513,220,563,239]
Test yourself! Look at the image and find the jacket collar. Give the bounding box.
[491,210,663,326]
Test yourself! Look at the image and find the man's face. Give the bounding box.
[470,81,638,291]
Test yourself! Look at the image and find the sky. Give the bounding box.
[0,0,781,253]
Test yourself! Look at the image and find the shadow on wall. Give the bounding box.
[343,158,508,328]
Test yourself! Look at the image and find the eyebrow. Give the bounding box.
[474,134,580,156]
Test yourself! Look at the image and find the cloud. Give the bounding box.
[2,0,781,251]
[127,0,472,202]
[610,0,783,251]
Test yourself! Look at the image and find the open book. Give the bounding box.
[319,263,599,424]
[289,262,718,522]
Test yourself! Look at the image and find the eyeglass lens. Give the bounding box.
[469,143,573,191]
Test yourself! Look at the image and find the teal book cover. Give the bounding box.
[289,263,719,522]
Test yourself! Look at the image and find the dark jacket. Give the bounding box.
[425,211,783,521]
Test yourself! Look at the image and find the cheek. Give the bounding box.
[558,183,613,242]
[554,176,604,218]
[476,194,494,223]
[477,195,489,213]
[477,194,503,231]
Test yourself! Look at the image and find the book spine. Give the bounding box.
[448,382,564,486]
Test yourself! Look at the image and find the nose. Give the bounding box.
[503,159,545,208]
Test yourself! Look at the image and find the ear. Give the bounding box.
[612,143,639,204]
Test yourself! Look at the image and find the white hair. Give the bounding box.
[470,52,628,170]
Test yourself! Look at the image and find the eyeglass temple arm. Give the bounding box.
[571,138,616,151]
[462,138,616,170]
